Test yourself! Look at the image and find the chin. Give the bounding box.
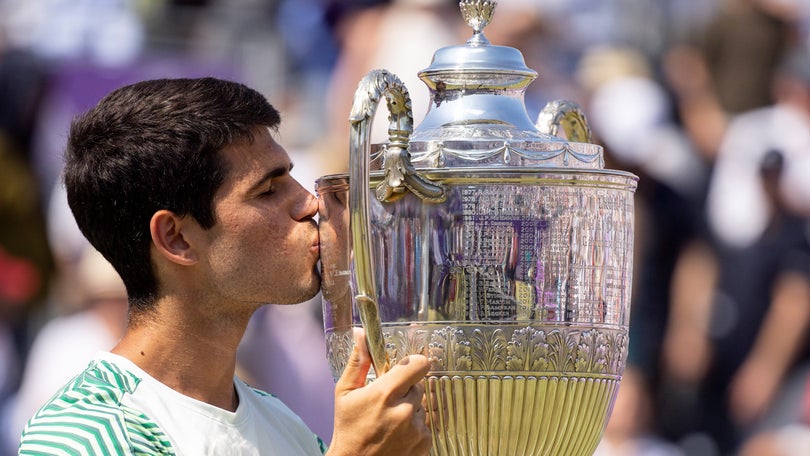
[308,267,322,293]
[281,274,321,305]
[300,283,321,303]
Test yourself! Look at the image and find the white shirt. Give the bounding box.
[105,352,325,455]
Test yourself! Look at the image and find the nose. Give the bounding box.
[293,182,319,221]
[303,192,319,220]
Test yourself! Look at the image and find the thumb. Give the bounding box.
[335,328,372,394]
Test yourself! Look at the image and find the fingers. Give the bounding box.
[334,328,372,393]
[329,329,433,456]
[351,327,371,364]
[376,354,430,399]
[335,326,431,399]
[412,403,433,455]
[402,376,426,407]
[400,382,432,455]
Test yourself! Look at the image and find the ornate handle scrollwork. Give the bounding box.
[536,99,593,144]
[351,70,446,204]
[349,69,446,376]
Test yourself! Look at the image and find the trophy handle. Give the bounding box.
[536,99,593,144]
[349,69,446,376]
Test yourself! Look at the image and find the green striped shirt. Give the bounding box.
[18,357,327,455]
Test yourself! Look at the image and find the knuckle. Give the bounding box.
[409,354,430,370]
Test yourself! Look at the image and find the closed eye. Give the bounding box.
[250,162,294,198]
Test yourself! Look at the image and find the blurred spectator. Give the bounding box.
[662,147,810,454]
[0,245,127,454]
[581,46,708,198]
[701,0,794,114]
[272,0,340,147]
[657,22,810,453]
[724,151,810,428]
[0,132,52,325]
[706,46,810,248]
[0,46,47,160]
[730,49,810,449]
[1,0,146,198]
[576,47,708,450]
[0,117,53,429]
[661,0,796,169]
[0,3,54,440]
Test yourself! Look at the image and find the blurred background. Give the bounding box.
[1,0,810,454]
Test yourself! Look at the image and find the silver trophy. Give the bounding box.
[317,1,637,454]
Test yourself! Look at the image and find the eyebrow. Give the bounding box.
[248,161,294,194]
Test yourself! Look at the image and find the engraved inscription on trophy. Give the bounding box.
[440,184,632,324]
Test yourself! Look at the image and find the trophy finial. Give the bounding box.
[460,0,496,45]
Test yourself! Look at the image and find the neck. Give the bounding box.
[112,297,258,412]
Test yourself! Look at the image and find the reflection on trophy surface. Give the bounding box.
[317,1,638,454]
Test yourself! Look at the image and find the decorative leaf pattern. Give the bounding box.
[429,326,472,372]
[574,330,609,373]
[385,327,429,360]
[325,330,354,378]
[507,327,550,371]
[470,328,507,371]
[326,325,627,378]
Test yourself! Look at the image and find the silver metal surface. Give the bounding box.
[317,0,638,454]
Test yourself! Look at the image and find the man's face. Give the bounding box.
[199,127,320,306]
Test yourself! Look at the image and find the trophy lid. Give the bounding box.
[418,0,536,78]
[405,0,604,170]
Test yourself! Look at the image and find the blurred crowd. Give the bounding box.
[1,0,810,455]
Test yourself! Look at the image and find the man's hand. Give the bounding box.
[327,329,432,456]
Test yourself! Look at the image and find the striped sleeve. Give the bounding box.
[20,382,131,454]
[19,361,173,455]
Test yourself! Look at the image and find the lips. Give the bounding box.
[310,231,321,256]
[308,219,320,255]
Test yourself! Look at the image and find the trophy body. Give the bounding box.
[318,2,637,454]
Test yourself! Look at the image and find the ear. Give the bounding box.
[150,210,199,266]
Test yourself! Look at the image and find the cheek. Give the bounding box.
[232,218,300,273]
[206,202,317,301]
[206,231,297,301]
[207,216,280,271]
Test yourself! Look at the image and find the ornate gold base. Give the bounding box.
[325,323,626,455]
[426,374,618,456]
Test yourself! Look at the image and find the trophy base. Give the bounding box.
[426,374,618,456]
[325,323,626,455]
